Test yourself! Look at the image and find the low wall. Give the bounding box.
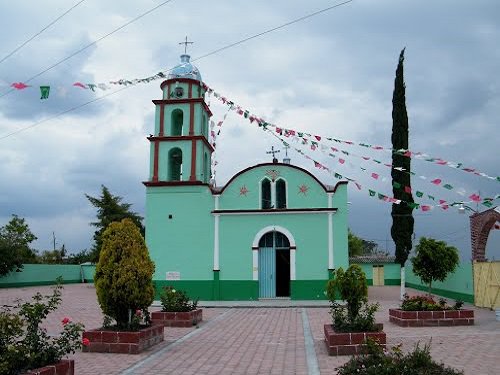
[405,262,474,303]
[81,263,96,282]
[0,264,82,287]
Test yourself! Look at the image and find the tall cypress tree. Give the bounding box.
[391,48,415,266]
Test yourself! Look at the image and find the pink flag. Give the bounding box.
[11,82,30,90]
[436,160,447,165]
[339,159,345,164]
[372,146,383,150]
[355,182,362,190]
[315,135,321,141]
[469,193,481,202]
[371,173,379,180]
[314,161,322,169]
[404,186,412,193]
[362,156,370,160]
[431,179,442,185]
[439,199,449,210]
[384,163,392,168]
[403,151,412,157]
[73,82,87,89]
[345,141,353,145]
[421,205,431,212]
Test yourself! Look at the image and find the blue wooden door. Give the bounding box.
[259,247,275,298]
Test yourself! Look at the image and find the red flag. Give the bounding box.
[439,200,449,210]
[404,186,412,193]
[362,156,370,160]
[339,159,345,164]
[315,135,321,141]
[403,151,412,157]
[436,160,447,165]
[73,82,87,89]
[372,146,383,150]
[421,205,431,212]
[331,147,338,152]
[431,179,442,185]
[469,193,481,202]
[371,173,379,180]
[11,82,30,90]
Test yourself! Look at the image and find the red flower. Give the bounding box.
[82,338,90,346]
[62,317,71,325]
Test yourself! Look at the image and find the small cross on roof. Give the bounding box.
[179,36,194,54]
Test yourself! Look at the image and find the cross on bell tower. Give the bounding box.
[266,146,280,163]
[179,36,194,54]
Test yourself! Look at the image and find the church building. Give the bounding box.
[144,54,349,300]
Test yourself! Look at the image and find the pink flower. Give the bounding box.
[82,338,90,346]
[135,309,142,316]
[62,317,71,325]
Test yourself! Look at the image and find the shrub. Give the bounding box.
[401,294,464,311]
[94,218,155,330]
[336,339,464,375]
[0,282,86,375]
[159,286,199,312]
[326,265,379,332]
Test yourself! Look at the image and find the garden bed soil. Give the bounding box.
[22,359,74,375]
[324,324,386,356]
[151,308,203,327]
[389,308,474,327]
[82,324,164,354]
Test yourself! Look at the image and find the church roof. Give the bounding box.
[168,54,202,81]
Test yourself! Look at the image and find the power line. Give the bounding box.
[0,0,355,141]
[0,0,176,99]
[0,0,87,66]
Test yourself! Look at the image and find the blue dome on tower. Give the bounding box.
[168,54,202,81]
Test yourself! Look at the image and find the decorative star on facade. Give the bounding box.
[239,185,249,196]
[298,184,309,195]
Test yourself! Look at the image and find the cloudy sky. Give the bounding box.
[0,0,498,261]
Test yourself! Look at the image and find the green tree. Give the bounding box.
[390,47,415,266]
[86,185,144,262]
[65,249,93,264]
[348,230,364,257]
[94,219,155,329]
[412,237,459,296]
[0,215,38,276]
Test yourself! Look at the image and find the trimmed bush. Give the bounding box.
[159,286,198,312]
[94,218,155,329]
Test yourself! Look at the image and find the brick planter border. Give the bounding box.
[22,359,74,375]
[389,308,474,327]
[82,324,164,354]
[151,309,203,327]
[324,324,386,356]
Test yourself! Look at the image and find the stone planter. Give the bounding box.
[82,324,164,354]
[151,309,203,327]
[389,308,474,327]
[324,324,386,356]
[22,359,74,375]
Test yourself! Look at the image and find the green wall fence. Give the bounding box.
[0,264,97,288]
[405,262,474,303]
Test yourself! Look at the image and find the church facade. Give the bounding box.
[144,55,349,300]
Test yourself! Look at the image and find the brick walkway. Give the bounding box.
[1,284,498,374]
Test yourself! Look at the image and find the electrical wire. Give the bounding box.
[0,0,176,99]
[0,0,355,141]
[0,0,87,66]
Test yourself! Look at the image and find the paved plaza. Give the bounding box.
[1,284,498,374]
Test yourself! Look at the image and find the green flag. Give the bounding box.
[378,193,386,200]
[443,184,453,190]
[369,190,376,197]
[40,86,50,99]
[393,181,401,189]
[482,200,493,208]
[334,173,342,179]
[416,191,423,198]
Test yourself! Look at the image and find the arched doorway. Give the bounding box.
[258,231,290,298]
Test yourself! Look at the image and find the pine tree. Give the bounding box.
[391,48,415,266]
[85,185,144,262]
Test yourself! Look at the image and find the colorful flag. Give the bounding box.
[430,178,442,185]
[416,191,423,198]
[404,186,412,194]
[392,182,401,189]
[369,190,376,197]
[40,86,50,99]
[11,82,30,90]
[469,194,481,202]
[371,173,379,180]
[73,82,87,89]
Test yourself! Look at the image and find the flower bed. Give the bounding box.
[389,308,474,327]
[151,309,203,327]
[82,324,164,354]
[324,324,386,356]
[22,359,74,375]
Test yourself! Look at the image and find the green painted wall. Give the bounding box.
[81,264,96,282]
[0,264,82,287]
[405,262,474,303]
[291,280,328,300]
[350,263,401,285]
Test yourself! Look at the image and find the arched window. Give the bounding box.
[202,114,207,137]
[168,148,182,181]
[276,179,287,209]
[171,109,183,136]
[261,178,272,209]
